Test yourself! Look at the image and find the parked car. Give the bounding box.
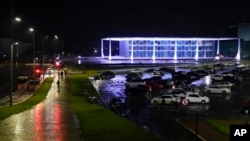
[18,73,29,84]
[211,74,224,81]
[223,76,242,85]
[150,75,163,82]
[145,81,163,90]
[195,69,209,77]
[157,79,174,89]
[183,92,210,104]
[222,72,234,77]
[212,81,234,88]
[144,68,155,73]
[167,88,186,98]
[100,71,115,80]
[125,79,145,87]
[186,71,200,81]
[130,70,143,78]
[151,94,180,105]
[126,72,142,80]
[204,85,231,94]
[152,70,164,76]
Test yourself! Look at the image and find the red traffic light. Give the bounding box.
[35,69,42,74]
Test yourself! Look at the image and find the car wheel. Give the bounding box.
[222,91,227,94]
[153,101,158,105]
[170,101,175,105]
[206,90,211,94]
[244,109,249,114]
[201,100,206,104]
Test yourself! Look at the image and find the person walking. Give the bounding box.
[56,79,60,90]
[161,98,166,111]
[61,71,64,79]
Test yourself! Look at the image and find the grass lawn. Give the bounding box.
[206,119,250,136]
[68,74,163,141]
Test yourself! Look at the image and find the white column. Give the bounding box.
[174,40,177,60]
[217,39,220,55]
[195,40,199,60]
[152,40,156,61]
[235,38,241,60]
[101,39,104,58]
[108,39,111,61]
[130,40,134,61]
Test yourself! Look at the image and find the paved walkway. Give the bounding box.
[0,76,84,141]
[0,83,35,107]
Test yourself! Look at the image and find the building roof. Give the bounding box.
[102,37,239,41]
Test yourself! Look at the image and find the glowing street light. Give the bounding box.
[14,17,21,22]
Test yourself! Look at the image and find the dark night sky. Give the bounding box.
[1,0,250,51]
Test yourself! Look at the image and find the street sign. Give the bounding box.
[182,99,189,106]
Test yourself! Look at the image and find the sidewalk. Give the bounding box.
[0,75,83,141]
[0,83,37,107]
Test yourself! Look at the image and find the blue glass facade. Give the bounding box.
[101,37,240,60]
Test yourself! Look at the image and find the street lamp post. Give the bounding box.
[10,15,22,106]
[53,35,64,60]
[29,27,35,95]
[42,35,48,82]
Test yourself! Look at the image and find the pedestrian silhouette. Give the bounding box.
[61,71,64,79]
[161,98,166,110]
[56,79,60,90]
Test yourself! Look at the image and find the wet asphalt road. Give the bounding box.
[0,77,83,141]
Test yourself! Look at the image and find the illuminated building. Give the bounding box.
[101,37,240,61]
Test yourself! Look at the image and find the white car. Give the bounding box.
[184,92,210,104]
[204,85,231,94]
[211,75,224,81]
[213,81,234,88]
[151,94,180,105]
[167,88,186,98]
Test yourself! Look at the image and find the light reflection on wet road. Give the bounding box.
[0,77,83,141]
